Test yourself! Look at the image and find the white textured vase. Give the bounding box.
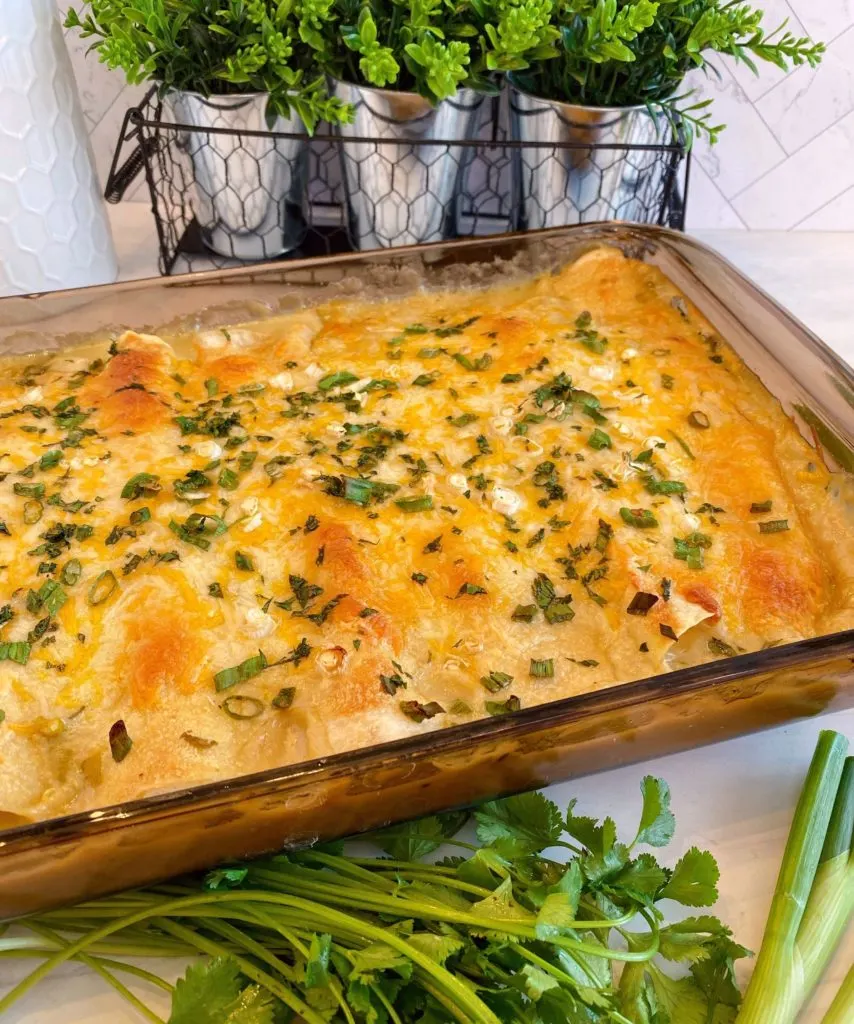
[0,0,118,297]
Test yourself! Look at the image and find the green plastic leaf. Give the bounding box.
[635,775,676,847]
[475,790,564,853]
[661,846,720,907]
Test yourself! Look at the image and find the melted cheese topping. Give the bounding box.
[1,248,853,825]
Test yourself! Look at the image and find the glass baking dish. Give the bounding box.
[1,224,852,919]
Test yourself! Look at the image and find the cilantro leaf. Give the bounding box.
[612,853,667,905]
[535,888,580,940]
[305,932,332,988]
[406,932,465,965]
[648,964,737,1024]
[658,915,734,963]
[169,958,278,1024]
[475,791,564,854]
[690,933,751,1012]
[369,810,468,860]
[470,876,535,928]
[635,776,676,848]
[348,943,413,983]
[661,846,720,906]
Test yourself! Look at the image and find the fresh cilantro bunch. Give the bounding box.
[512,0,825,142]
[64,0,352,132]
[320,0,561,102]
[4,776,748,1023]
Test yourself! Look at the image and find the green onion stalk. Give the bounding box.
[737,731,853,1024]
[821,964,854,1024]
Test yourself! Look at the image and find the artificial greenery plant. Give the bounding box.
[64,0,353,132]
[510,0,825,142]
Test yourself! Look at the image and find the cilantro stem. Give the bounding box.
[372,983,404,1024]
[23,922,166,1024]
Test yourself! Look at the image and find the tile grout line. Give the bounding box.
[688,162,749,230]
[727,104,854,203]
[790,182,854,228]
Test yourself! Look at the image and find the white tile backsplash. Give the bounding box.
[731,109,854,227]
[755,25,854,154]
[63,0,854,231]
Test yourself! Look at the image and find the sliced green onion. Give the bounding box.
[480,671,513,693]
[204,378,219,397]
[23,500,43,524]
[511,604,538,622]
[400,700,444,723]
[395,495,433,513]
[759,519,790,534]
[485,695,521,716]
[129,507,151,525]
[60,559,82,586]
[214,650,268,692]
[221,695,265,719]
[588,428,612,450]
[530,658,554,679]
[668,431,695,460]
[317,371,359,391]
[0,641,31,665]
[38,580,67,617]
[14,482,45,499]
[218,468,239,490]
[751,500,773,514]
[88,570,118,606]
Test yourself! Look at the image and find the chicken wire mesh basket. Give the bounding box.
[106,87,689,276]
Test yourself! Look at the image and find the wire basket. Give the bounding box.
[106,86,690,276]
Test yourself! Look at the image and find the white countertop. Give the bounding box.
[1,212,852,1023]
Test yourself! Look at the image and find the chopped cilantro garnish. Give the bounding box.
[620,507,658,529]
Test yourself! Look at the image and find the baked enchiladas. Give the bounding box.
[1,247,852,825]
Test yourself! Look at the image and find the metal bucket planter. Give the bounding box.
[330,80,484,250]
[167,91,308,260]
[508,78,676,230]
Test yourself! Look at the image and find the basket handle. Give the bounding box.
[105,141,150,204]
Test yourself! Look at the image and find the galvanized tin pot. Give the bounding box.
[330,80,485,250]
[167,90,308,260]
[508,78,673,230]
